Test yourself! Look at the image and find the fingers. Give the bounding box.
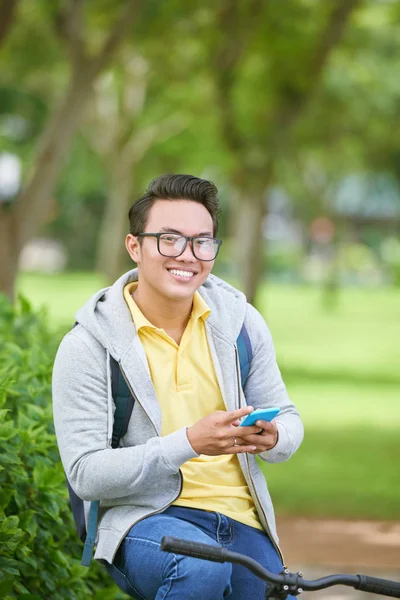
[238,434,275,446]
[224,418,278,455]
[223,406,254,424]
[234,424,263,436]
[255,420,276,432]
[229,445,258,454]
[223,433,276,455]
[246,421,278,447]
[223,434,257,455]
[225,439,257,454]
[235,440,273,454]
[234,421,278,453]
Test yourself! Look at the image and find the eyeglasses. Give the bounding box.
[137,232,222,261]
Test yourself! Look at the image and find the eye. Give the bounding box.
[161,234,181,244]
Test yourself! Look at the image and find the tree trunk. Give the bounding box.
[0,0,19,49]
[321,216,342,312]
[236,192,266,305]
[0,3,141,300]
[16,68,95,243]
[96,165,133,282]
[0,67,96,299]
[0,209,19,301]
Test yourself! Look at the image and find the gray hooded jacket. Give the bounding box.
[52,269,304,564]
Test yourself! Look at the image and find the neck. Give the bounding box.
[132,284,193,332]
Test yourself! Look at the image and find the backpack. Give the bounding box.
[67,323,253,566]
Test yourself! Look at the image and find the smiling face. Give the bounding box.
[126,199,216,305]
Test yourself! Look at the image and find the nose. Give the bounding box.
[176,239,197,262]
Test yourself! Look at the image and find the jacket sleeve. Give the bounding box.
[52,332,197,501]
[243,304,304,463]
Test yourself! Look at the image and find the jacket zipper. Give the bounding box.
[118,363,183,504]
[112,365,183,558]
[235,346,286,566]
[115,473,183,558]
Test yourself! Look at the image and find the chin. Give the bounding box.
[166,288,196,301]
[164,282,199,300]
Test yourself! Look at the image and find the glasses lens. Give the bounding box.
[193,237,219,260]
[159,234,186,257]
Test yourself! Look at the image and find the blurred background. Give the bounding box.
[0,1,399,598]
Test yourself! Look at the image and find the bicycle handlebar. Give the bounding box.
[356,575,400,598]
[161,536,400,598]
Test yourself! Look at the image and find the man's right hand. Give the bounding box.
[186,407,262,455]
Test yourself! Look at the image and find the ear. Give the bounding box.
[126,234,141,263]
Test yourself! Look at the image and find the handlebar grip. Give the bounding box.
[161,536,227,563]
[357,575,400,598]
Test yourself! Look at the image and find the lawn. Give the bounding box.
[17,271,108,331]
[256,284,400,520]
[18,272,400,520]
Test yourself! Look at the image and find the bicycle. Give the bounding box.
[161,536,400,599]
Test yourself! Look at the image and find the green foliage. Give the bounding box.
[0,296,123,599]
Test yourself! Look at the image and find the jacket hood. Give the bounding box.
[75,269,248,360]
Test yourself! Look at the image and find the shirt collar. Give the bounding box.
[192,291,211,321]
[124,284,210,330]
[123,282,155,330]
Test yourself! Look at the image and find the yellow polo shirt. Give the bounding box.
[123,283,263,530]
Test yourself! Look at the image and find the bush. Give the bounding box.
[0,295,123,599]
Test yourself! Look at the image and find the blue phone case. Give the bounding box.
[239,408,280,427]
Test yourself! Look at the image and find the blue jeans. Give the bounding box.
[105,506,289,600]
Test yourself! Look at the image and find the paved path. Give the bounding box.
[276,517,400,599]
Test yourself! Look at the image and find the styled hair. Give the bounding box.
[128,174,220,236]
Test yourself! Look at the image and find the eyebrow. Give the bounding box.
[159,227,214,237]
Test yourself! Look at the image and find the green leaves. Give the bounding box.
[0,419,17,441]
[0,295,121,598]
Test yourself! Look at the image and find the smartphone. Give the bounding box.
[239,407,280,427]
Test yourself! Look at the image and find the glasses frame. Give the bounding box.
[137,232,223,261]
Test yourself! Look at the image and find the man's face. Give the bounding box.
[126,199,216,302]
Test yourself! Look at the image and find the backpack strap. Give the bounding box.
[81,500,99,567]
[81,355,135,566]
[110,357,135,448]
[237,323,252,388]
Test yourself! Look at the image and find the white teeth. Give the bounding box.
[168,269,194,278]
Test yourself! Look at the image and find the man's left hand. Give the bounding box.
[234,419,279,454]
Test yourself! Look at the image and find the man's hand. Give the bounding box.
[186,407,262,456]
[236,419,279,454]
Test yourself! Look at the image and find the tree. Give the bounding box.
[83,51,188,282]
[204,0,361,303]
[272,0,400,302]
[0,1,142,300]
[0,0,19,48]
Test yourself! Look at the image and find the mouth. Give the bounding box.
[167,268,197,282]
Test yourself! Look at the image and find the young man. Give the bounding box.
[53,174,304,600]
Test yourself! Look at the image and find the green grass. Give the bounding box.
[18,273,400,520]
[258,285,400,380]
[255,284,400,519]
[260,427,400,520]
[17,271,108,331]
